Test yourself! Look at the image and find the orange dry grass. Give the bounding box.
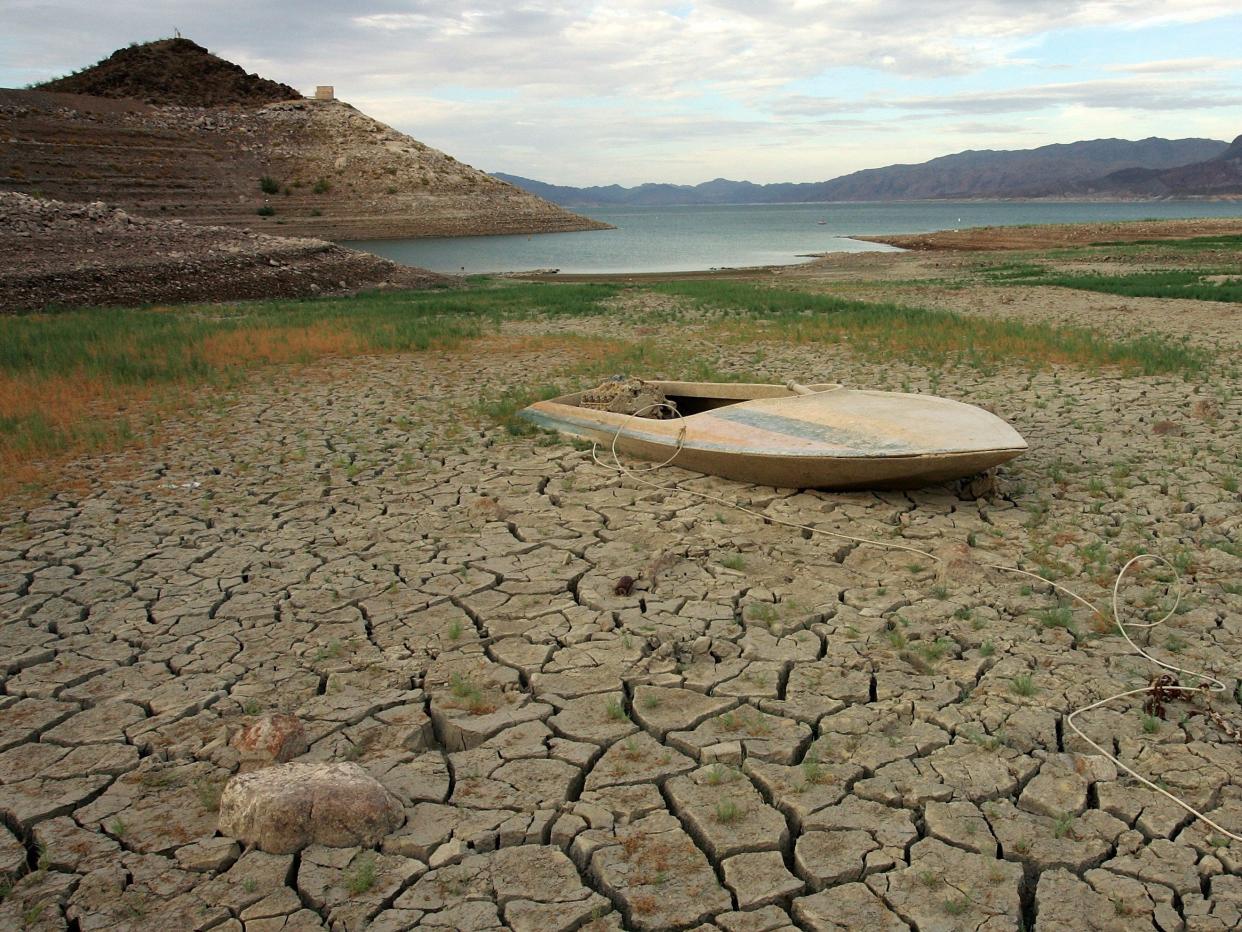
[0,372,156,497]
[198,323,363,367]
[0,323,383,502]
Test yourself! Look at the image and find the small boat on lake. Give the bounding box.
[521,380,1026,489]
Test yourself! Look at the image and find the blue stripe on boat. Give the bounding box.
[710,407,914,456]
[520,408,911,458]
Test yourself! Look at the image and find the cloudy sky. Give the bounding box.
[3,1,1241,185]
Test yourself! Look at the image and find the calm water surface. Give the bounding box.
[346,200,1242,275]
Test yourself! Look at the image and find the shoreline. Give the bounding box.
[509,214,1242,282]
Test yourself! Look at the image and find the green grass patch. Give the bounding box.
[649,281,1209,376]
[1091,234,1242,250]
[1024,270,1242,304]
[975,262,1047,281]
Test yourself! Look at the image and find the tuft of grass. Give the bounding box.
[605,697,628,722]
[714,800,741,823]
[1038,605,1080,642]
[194,777,224,812]
[345,855,377,895]
[943,896,970,916]
[258,176,280,194]
[1052,811,1076,838]
[1010,674,1036,697]
[705,764,731,785]
[744,603,778,624]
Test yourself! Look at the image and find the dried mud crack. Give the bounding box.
[0,288,1240,931]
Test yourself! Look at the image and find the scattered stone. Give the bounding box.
[231,713,309,771]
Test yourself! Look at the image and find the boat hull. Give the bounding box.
[521,381,1026,490]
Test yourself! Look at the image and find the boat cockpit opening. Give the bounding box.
[659,394,745,416]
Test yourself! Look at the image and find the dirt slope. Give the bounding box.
[0,192,451,311]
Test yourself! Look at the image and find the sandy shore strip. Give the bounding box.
[856,215,1242,251]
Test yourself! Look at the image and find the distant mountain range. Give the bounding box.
[494,136,1241,207]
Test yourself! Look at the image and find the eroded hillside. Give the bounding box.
[1,40,607,241]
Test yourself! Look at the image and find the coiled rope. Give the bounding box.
[588,401,1241,842]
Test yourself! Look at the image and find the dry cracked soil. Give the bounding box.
[1,276,1240,932]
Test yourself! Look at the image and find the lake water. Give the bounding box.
[346,200,1242,275]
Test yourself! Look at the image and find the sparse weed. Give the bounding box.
[1052,811,1076,838]
[1010,674,1036,697]
[943,896,970,916]
[346,855,377,895]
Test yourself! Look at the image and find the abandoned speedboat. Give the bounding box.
[520,380,1026,489]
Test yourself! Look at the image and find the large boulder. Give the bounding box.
[219,762,403,854]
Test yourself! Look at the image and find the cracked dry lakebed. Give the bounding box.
[1,279,1241,932]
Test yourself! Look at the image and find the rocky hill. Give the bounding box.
[36,37,302,107]
[2,40,607,240]
[496,136,1233,206]
[0,192,449,311]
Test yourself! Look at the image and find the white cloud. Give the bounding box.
[1105,57,1242,73]
[774,76,1242,117]
[2,1,1240,184]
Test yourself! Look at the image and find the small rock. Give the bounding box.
[230,713,309,772]
[428,837,467,868]
[175,836,241,872]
